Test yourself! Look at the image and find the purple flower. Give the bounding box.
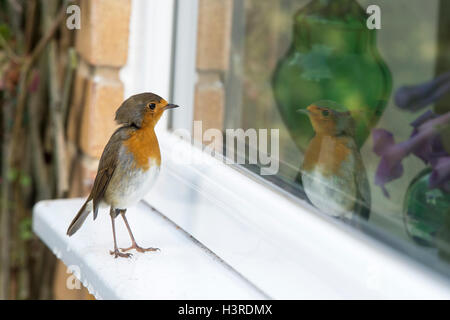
[372,129,405,197]
[395,72,450,112]
[373,112,450,197]
[429,157,450,193]
[409,111,449,164]
[410,110,436,127]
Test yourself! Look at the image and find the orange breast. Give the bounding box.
[302,135,351,176]
[123,113,161,170]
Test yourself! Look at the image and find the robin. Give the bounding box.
[66,92,179,258]
[298,101,371,223]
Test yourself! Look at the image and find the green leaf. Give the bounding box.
[19,174,31,187]
[68,47,78,69]
[7,169,18,182]
[19,218,33,241]
[0,23,10,40]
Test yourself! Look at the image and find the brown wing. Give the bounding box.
[89,127,134,219]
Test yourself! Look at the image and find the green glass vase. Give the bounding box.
[403,168,450,247]
[272,0,392,152]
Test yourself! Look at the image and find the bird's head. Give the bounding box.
[115,92,179,128]
[298,100,355,136]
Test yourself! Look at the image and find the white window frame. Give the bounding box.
[120,0,176,136]
[121,0,450,299]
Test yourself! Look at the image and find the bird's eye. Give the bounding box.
[322,110,329,117]
[149,103,156,110]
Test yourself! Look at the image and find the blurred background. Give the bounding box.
[0,0,449,299]
[1,0,78,299]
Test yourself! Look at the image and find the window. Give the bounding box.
[165,0,450,294]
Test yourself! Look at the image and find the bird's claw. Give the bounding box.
[109,249,133,259]
[120,243,160,253]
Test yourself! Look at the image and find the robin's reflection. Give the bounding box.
[298,100,370,226]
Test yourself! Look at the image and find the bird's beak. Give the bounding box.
[163,103,179,110]
[297,109,310,115]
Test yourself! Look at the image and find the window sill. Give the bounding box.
[32,198,265,299]
[32,132,450,299]
[143,131,450,299]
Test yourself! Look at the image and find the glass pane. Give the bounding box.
[221,0,450,275]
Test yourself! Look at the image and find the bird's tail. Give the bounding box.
[67,200,93,236]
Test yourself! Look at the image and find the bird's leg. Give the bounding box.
[119,209,159,253]
[109,208,132,258]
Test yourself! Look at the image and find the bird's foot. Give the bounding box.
[120,242,160,253]
[109,249,133,259]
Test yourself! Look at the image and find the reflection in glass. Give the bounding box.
[226,0,450,276]
[299,101,370,225]
[272,0,391,153]
[373,73,450,261]
[403,168,450,251]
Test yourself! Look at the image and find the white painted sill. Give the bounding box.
[32,198,265,300]
[144,132,450,299]
[33,131,450,299]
